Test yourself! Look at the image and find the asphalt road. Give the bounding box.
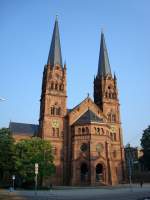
[0,186,150,200]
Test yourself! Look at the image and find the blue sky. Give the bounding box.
[0,0,150,146]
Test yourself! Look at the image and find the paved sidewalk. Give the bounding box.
[0,184,150,195]
[0,184,150,200]
[52,183,150,190]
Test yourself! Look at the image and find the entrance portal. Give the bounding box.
[96,163,103,182]
[80,163,88,183]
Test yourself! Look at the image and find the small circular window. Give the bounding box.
[80,143,88,152]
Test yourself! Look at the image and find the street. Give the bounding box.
[0,185,150,200]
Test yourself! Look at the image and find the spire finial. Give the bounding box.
[56,15,58,21]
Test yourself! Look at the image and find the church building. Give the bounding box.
[10,18,125,186]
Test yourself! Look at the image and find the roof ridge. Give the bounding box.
[10,121,38,126]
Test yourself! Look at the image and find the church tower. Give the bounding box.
[94,32,120,124]
[94,32,125,183]
[39,18,67,185]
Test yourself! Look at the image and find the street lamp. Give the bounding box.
[12,175,15,190]
[126,145,133,191]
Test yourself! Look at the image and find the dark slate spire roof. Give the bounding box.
[9,122,38,136]
[47,17,63,67]
[75,110,103,125]
[97,32,112,77]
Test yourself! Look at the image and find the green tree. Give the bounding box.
[15,137,55,187]
[0,128,15,184]
[140,125,150,170]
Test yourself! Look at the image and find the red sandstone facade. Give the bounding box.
[38,19,125,186]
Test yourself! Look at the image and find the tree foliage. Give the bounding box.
[14,137,55,186]
[0,128,55,187]
[0,128,15,182]
[140,125,150,170]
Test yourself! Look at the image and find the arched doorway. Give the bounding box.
[95,163,103,182]
[80,163,88,183]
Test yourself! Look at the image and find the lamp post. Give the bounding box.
[126,145,133,191]
[12,175,15,190]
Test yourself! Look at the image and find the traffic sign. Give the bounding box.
[35,163,38,174]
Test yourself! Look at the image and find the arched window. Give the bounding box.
[59,84,61,91]
[59,84,64,91]
[52,128,55,137]
[101,128,104,135]
[56,128,59,137]
[97,128,100,135]
[113,93,116,99]
[61,84,64,91]
[54,107,57,115]
[109,93,112,99]
[107,112,116,123]
[51,107,55,115]
[86,127,89,134]
[51,106,61,115]
[112,114,116,122]
[55,107,61,115]
[110,132,116,141]
[107,113,111,122]
[55,84,58,90]
[105,92,108,98]
[82,127,85,134]
[58,107,61,115]
[78,128,81,134]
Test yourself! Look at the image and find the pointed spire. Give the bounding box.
[47,16,63,67]
[97,32,112,77]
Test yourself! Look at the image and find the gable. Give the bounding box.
[68,97,107,125]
